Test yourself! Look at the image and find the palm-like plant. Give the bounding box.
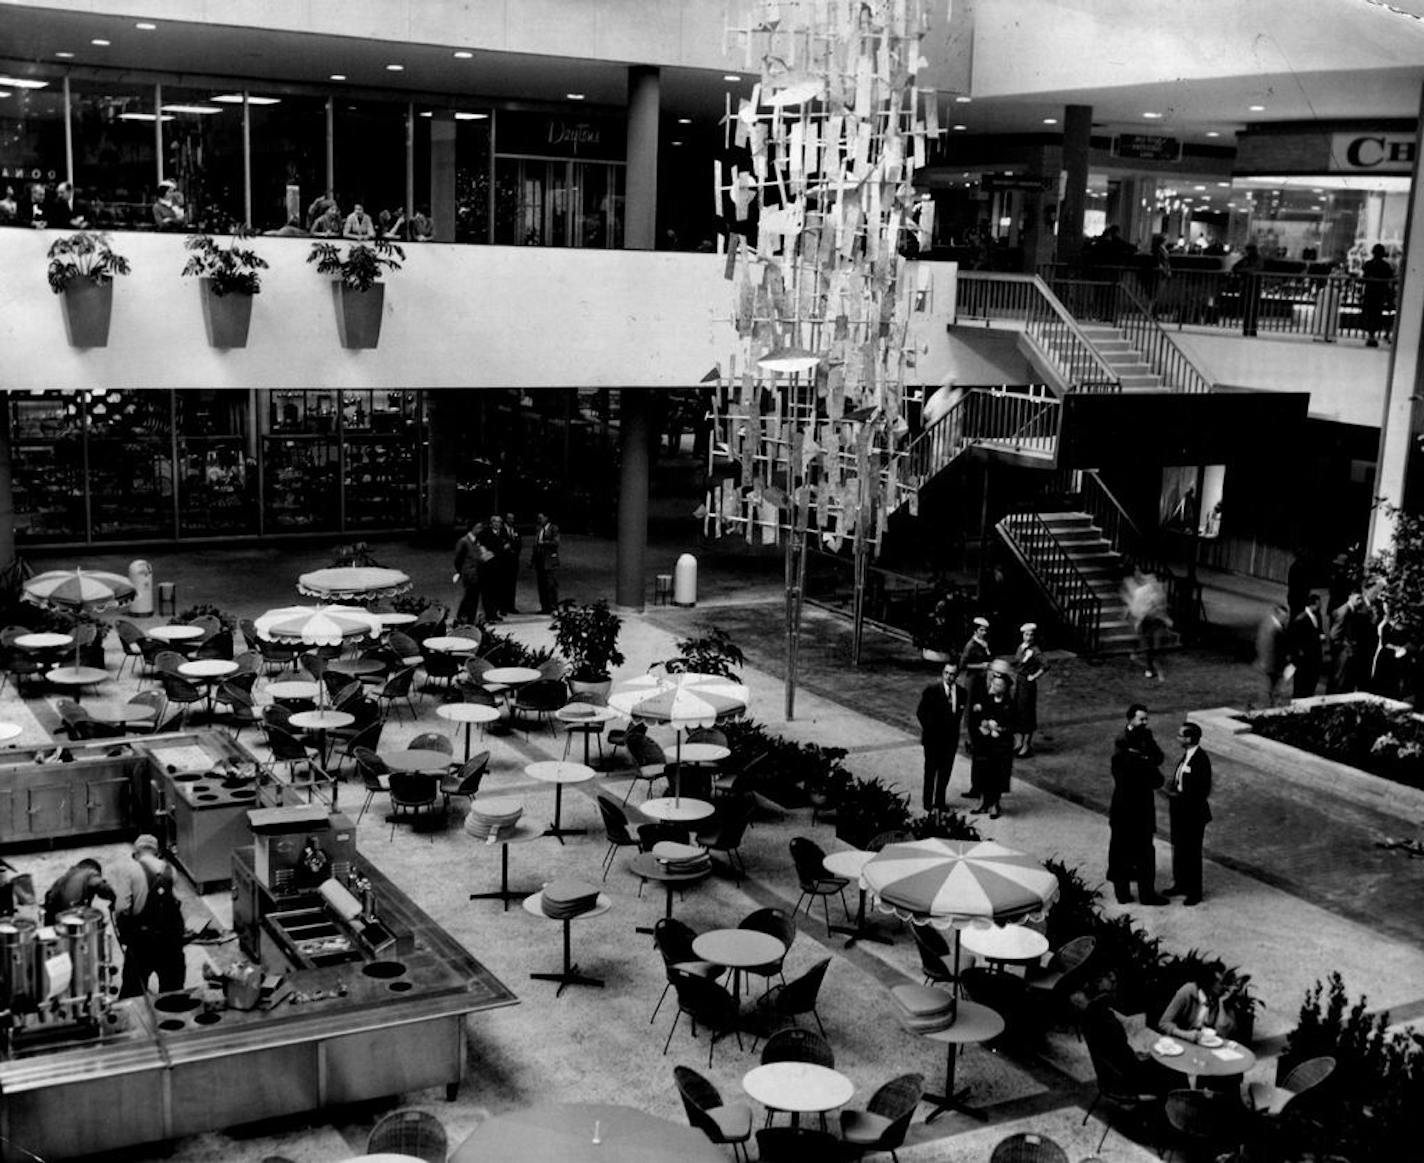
[307,238,405,291]
[181,227,269,295]
[46,232,131,293]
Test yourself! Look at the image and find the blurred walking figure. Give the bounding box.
[1123,568,1171,681]
[1255,604,1290,706]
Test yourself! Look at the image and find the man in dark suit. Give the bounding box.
[1108,703,1168,905]
[1163,721,1213,906]
[916,661,965,813]
[1288,593,1325,698]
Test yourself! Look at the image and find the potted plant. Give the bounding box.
[913,582,970,663]
[181,227,269,348]
[549,599,625,699]
[673,624,746,680]
[46,231,131,347]
[831,774,912,850]
[307,237,405,349]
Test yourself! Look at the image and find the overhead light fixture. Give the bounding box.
[671,140,684,146]
[952,123,967,131]
[1249,104,1265,112]
[1042,118,1057,125]
[419,110,432,118]
[453,50,473,59]
[90,38,110,46]
[1205,130,1220,138]
[757,345,821,374]
[211,93,281,105]
[1142,111,1163,119]
[330,74,346,81]
[566,93,585,100]
[0,92,10,99]
[1194,185,1205,191]
[677,117,692,125]
[55,51,74,59]
[162,104,222,115]
[454,111,488,120]
[0,76,49,89]
[135,21,156,30]
[955,95,972,103]
[1218,182,1230,187]
[723,74,742,82]
[386,64,404,72]
[119,113,173,121]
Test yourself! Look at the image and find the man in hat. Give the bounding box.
[113,834,188,997]
[42,857,116,925]
[916,660,966,814]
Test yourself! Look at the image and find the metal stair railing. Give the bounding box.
[996,510,1103,652]
[1109,283,1215,393]
[957,272,1121,393]
[1076,469,1181,612]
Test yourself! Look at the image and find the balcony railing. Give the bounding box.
[1109,283,1214,393]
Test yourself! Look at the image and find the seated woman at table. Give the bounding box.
[1157,965,1237,1044]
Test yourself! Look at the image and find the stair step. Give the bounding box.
[1119,374,1164,389]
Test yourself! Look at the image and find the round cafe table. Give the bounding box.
[178,659,240,715]
[266,679,320,705]
[919,1000,1005,1122]
[521,890,612,996]
[373,611,418,629]
[676,741,731,765]
[742,1061,854,1129]
[556,703,618,765]
[289,708,354,768]
[423,635,480,654]
[46,666,109,699]
[383,748,456,774]
[437,701,500,760]
[86,703,158,729]
[146,624,205,644]
[960,923,1049,970]
[450,1101,725,1163]
[0,722,24,744]
[628,851,711,936]
[525,760,596,843]
[691,928,785,1006]
[327,657,387,681]
[13,632,73,651]
[640,797,715,823]
[823,849,894,948]
[1150,1033,1257,1087]
[467,821,541,911]
[483,666,540,690]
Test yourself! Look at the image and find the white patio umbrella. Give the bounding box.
[608,671,750,803]
[253,604,384,647]
[23,567,136,668]
[296,566,412,602]
[862,838,1059,1023]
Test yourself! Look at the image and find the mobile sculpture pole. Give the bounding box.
[707,0,942,717]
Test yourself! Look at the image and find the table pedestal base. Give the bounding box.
[531,920,604,997]
[469,844,531,912]
[827,889,895,947]
[542,785,587,844]
[924,1044,988,1122]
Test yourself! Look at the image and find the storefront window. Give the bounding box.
[0,70,67,224]
[86,391,173,540]
[8,393,84,543]
[334,99,406,233]
[177,390,256,537]
[341,390,421,528]
[159,84,245,231]
[456,111,491,243]
[268,389,340,435]
[68,77,159,230]
[263,438,339,532]
[247,90,327,233]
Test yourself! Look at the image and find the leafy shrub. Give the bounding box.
[181,229,268,295]
[673,625,746,680]
[177,603,237,634]
[389,592,437,616]
[307,238,404,291]
[1245,701,1424,789]
[908,812,982,841]
[478,628,554,669]
[46,231,131,293]
[328,541,383,568]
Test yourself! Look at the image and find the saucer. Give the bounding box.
[1199,1035,1224,1048]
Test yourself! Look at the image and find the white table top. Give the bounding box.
[556,703,618,724]
[424,635,480,653]
[178,659,239,680]
[147,624,205,641]
[438,702,502,725]
[328,657,386,676]
[484,666,541,685]
[692,929,786,970]
[86,703,158,724]
[383,749,456,773]
[823,848,876,880]
[290,709,355,731]
[960,924,1050,965]
[640,797,715,822]
[742,1062,854,1114]
[47,666,109,685]
[373,612,419,627]
[1151,1035,1257,1079]
[676,742,731,764]
[525,760,596,785]
[919,1000,1006,1046]
[0,722,23,742]
[266,680,319,700]
[14,632,73,649]
[522,890,612,922]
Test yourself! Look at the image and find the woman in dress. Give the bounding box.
[1012,621,1046,757]
[968,660,1015,819]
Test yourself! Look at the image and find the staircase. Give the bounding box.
[1071,325,1165,391]
[1035,511,1139,652]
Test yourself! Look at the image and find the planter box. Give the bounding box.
[200,279,254,348]
[332,282,384,349]
[60,280,113,347]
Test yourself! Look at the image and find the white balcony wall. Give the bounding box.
[0,232,959,392]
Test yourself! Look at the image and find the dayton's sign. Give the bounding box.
[1330,132,1416,174]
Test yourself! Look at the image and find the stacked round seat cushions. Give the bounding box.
[465,797,523,841]
[890,983,959,1033]
[540,878,601,919]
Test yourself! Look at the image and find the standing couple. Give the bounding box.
[916,657,1015,820]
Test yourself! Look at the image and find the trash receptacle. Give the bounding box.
[673,553,697,607]
[128,559,154,616]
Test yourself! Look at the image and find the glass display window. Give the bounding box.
[263,437,340,532]
[333,99,407,235]
[494,156,625,247]
[343,438,419,529]
[67,77,160,230]
[246,90,327,234]
[84,391,174,540]
[8,392,85,543]
[158,84,245,231]
[177,390,256,536]
[0,70,67,225]
[267,389,340,435]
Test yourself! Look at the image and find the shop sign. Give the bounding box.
[1112,134,1181,162]
[979,174,1055,192]
[1329,132,1416,173]
[496,109,625,161]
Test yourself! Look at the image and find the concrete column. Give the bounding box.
[0,405,13,574]
[430,111,457,243]
[425,390,460,533]
[625,66,660,251]
[1018,146,1056,272]
[616,388,651,609]
[1367,83,1424,554]
[1057,104,1092,264]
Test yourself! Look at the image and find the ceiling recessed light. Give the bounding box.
[1194,185,1206,191]
[0,76,49,89]
[90,38,110,46]
[330,74,346,81]
[211,94,281,105]
[453,51,473,59]
[1312,187,1324,193]
[566,92,584,100]
[1205,130,1220,138]
[419,110,432,118]
[955,95,972,103]
[677,117,692,125]
[119,112,172,122]
[161,104,222,115]
[55,50,74,58]
[1043,118,1057,125]
[1143,111,1163,119]
[386,64,404,72]
[454,111,488,120]
[1249,104,1265,112]
[135,21,156,30]
[671,140,684,146]
[952,123,967,131]
[1217,181,1230,187]
[0,92,10,99]
[723,74,742,82]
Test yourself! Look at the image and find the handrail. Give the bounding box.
[957,272,1122,392]
[996,510,1102,651]
[1110,283,1214,393]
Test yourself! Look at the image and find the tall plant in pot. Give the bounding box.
[307,238,404,349]
[549,599,625,700]
[47,231,131,347]
[182,227,269,348]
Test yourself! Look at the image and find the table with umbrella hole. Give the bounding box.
[297,566,412,603]
[960,923,1049,971]
[608,672,749,802]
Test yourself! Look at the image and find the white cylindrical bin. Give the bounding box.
[673,553,697,607]
[127,559,154,616]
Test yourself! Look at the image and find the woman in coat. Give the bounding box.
[968,660,1015,819]
[1011,622,1046,757]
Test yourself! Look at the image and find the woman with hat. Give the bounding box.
[968,658,1015,819]
[1012,622,1046,757]
[958,615,993,695]
[152,180,186,229]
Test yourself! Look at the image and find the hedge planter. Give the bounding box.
[61,281,113,347]
[332,282,384,349]
[200,279,254,348]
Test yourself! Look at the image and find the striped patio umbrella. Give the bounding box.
[23,568,137,669]
[862,838,1059,1023]
[253,605,384,647]
[296,566,412,602]
[608,672,750,804]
